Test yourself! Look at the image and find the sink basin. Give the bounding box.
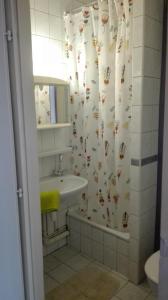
[40,175,88,198]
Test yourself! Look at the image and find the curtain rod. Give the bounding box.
[65,1,98,15]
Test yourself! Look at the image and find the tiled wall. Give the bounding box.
[130,0,163,284]
[68,214,130,278]
[37,128,72,178]
[29,0,92,79]
[30,0,67,79]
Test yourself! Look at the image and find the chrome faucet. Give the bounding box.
[53,154,64,176]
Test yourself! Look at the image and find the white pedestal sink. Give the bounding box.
[40,175,88,198]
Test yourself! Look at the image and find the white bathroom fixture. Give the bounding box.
[40,175,88,199]
[144,250,160,295]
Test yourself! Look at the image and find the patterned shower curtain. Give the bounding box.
[64,0,132,232]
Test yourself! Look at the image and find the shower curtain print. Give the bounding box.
[64,0,133,232]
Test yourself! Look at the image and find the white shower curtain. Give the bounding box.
[64,0,132,231]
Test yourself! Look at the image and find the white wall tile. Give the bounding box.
[131,106,142,133]
[35,0,49,13]
[131,133,141,158]
[49,0,62,16]
[144,77,160,105]
[81,222,92,238]
[130,208,156,239]
[144,16,162,50]
[130,185,157,216]
[117,254,129,277]
[35,11,49,37]
[141,106,154,132]
[133,0,145,17]
[130,166,141,191]
[141,162,158,190]
[81,236,92,257]
[133,48,161,79]
[32,35,50,76]
[129,234,154,264]
[104,247,117,270]
[91,240,103,263]
[133,15,162,50]
[92,227,103,243]
[133,77,160,106]
[62,0,83,12]
[131,132,156,159]
[104,232,117,250]
[117,239,129,257]
[129,238,140,262]
[133,47,143,77]
[144,0,163,22]
[41,156,55,177]
[132,77,143,105]
[131,105,157,134]
[152,131,158,155]
[49,16,63,40]
[129,215,140,239]
[141,132,153,158]
[129,261,141,284]
[48,39,63,66]
[41,130,55,151]
[69,217,81,233]
[153,105,159,130]
[143,48,161,78]
[140,231,155,261]
[31,0,67,79]
[69,231,81,251]
[133,17,144,48]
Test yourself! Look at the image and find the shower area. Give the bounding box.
[30,0,163,288]
[64,0,162,284]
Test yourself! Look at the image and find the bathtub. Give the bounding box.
[68,207,130,241]
[67,207,130,278]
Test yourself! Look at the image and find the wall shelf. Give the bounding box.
[38,147,72,158]
[37,123,71,130]
[34,76,69,86]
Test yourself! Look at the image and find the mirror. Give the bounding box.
[34,76,69,125]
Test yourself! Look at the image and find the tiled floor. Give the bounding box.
[44,246,156,300]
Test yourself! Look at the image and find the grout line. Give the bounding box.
[46,273,60,286]
[132,75,161,80]
[133,14,163,24]
[133,45,161,53]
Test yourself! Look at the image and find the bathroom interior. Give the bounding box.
[30,0,164,299]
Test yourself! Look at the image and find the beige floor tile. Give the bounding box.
[48,264,76,284]
[43,255,61,273]
[44,275,59,294]
[68,265,120,300]
[46,282,81,300]
[52,246,79,262]
[145,293,157,300]
[90,262,128,291]
[65,254,91,271]
[139,279,151,293]
[116,282,149,300]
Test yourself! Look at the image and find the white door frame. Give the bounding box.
[0,0,25,299]
[4,0,44,299]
